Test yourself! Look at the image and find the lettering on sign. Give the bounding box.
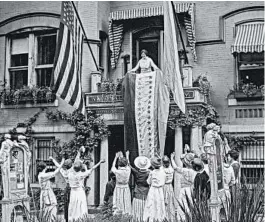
[88,89,195,104]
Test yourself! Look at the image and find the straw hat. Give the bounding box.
[191,158,204,172]
[180,153,195,166]
[134,156,151,170]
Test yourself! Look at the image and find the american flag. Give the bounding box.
[52,1,85,114]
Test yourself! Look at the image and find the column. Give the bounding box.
[91,71,102,93]
[190,125,199,154]
[86,148,95,206]
[174,126,183,199]
[205,143,221,222]
[99,137,109,205]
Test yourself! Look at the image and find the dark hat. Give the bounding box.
[228,149,239,160]
[118,157,128,167]
[151,157,162,168]
[200,153,208,164]
[162,156,170,164]
[191,158,204,172]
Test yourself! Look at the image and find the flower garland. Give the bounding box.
[46,109,109,164]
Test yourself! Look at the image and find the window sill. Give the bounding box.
[1,99,58,109]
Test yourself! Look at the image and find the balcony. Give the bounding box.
[85,87,207,111]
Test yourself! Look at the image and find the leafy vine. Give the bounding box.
[168,104,219,128]
[46,109,109,164]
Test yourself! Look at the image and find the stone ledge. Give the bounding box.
[1,99,59,109]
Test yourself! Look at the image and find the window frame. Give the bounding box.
[31,137,55,183]
[236,53,264,88]
[6,28,57,90]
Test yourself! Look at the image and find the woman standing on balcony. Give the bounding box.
[129,49,159,74]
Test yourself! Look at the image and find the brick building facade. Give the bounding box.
[0,1,264,207]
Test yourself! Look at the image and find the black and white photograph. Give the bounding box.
[0,1,264,221]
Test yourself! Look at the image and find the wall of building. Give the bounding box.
[109,1,264,129]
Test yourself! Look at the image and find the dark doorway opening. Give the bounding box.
[108,125,125,171]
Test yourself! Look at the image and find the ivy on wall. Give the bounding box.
[168,104,220,128]
[46,109,109,164]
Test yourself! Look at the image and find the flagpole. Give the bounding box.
[71,1,99,71]
[170,1,189,64]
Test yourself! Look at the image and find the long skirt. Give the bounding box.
[64,184,71,222]
[163,183,177,222]
[177,186,192,221]
[68,187,88,222]
[132,197,146,222]
[143,186,167,222]
[40,188,57,222]
[113,184,132,215]
[219,189,231,217]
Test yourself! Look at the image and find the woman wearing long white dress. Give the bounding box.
[171,152,197,220]
[111,152,132,215]
[129,49,159,74]
[38,157,64,222]
[143,157,167,222]
[221,161,236,217]
[162,156,177,222]
[68,159,105,222]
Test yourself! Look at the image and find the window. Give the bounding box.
[8,29,57,89]
[36,34,57,87]
[240,139,264,185]
[237,52,264,87]
[10,36,29,89]
[232,22,264,91]
[31,138,56,182]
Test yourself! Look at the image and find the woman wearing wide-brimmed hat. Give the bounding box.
[127,152,151,222]
[143,157,167,222]
[162,156,177,222]
[171,152,197,220]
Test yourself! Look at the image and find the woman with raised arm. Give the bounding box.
[126,151,150,222]
[52,146,85,222]
[162,156,177,222]
[111,151,131,215]
[170,152,197,221]
[143,157,167,222]
[38,157,64,222]
[67,158,105,222]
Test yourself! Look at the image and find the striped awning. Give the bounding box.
[231,23,264,53]
[109,3,197,69]
[110,3,193,21]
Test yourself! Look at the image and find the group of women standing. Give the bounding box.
[37,147,105,222]
[109,149,210,222]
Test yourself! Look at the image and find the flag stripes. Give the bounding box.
[52,1,85,114]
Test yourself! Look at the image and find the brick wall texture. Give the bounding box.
[0,1,264,131]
